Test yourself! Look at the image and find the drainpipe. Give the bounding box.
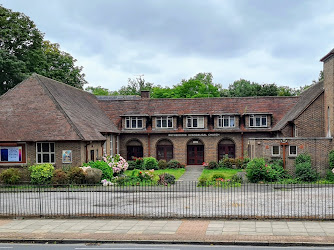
[280,140,289,169]
[241,133,244,159]
[85,141,90,163]
[148,133,151,157]
[116,135,120,154]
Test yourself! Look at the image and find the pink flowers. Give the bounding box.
[103,154,129,175]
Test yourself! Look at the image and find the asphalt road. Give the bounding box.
[0,244,333,250]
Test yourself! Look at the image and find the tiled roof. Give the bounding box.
[99,95,299,132]
[273,81,324,131]
[320,48,334,62]
[0,74,117,142]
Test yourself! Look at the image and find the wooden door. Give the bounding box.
[157,145,173,162]
[127,146,143,160]
[187,145,204,165]
[218,144,235,160]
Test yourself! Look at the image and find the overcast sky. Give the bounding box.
[2,0,334,90]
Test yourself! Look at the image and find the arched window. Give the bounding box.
[218,139,235,160]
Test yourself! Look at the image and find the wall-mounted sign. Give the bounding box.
[0,146,22,162]
[168,133,220,137]
[62,150,72,164]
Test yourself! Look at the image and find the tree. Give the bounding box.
[85,86,112,96]
[0,5,87,95]
[118,75,154,96]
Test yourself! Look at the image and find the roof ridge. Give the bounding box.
[35,75,85,140]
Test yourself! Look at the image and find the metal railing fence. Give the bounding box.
[0,181,333,220]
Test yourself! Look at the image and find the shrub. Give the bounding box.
[84,160,113,180]
[206,161,218,169]
[0,168,21,185]
[211,173,225,181]
[326,169,334,182]
[269,160,290,181]
[104,154,128,175]
[218,158,234,168]
[246,158,271,183]
[295,153,311,165]
[84,168,103,184]
[51,169,69,186]
[29,164,54,185]
[329,150,334,169]
[168,159,183,169]
[295,162,318,182]
[143,157,159,170]
[68,167,86,184]
[234,158,243,169]
[231,174,243,183]
[127,161,137,170]
[198,176,208,187]
[138,170,155,182]
[158,160,168,169]
[157,173,176,185]
[133,157,144,169]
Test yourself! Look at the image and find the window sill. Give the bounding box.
[288,155,297,158]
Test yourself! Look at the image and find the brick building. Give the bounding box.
[1,48,334,174]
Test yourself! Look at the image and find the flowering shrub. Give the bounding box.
[103,154,128,176]
[246,158,272,183]
[138,170,155,181]
[101,179,113,186]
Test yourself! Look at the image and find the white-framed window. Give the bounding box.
[125,117,143,129]
[289,145,297,157]
[36,142,55,164]
[249,115,267,127]
[272,145,280,156]
[156,116,173,128]
[218,115,235,128]
[186,116,204,128]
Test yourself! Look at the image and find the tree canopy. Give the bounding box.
[0,5,87,95]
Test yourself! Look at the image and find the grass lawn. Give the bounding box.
[124,168,185,181]
[199,168,244,181]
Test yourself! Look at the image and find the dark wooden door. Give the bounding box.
[157,145,173,162]
[187,145,204,165]
[127,146,143,160]
[218,144,235,160]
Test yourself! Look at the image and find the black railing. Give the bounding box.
[0,181,334,220]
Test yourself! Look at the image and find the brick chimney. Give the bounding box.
[320,48,334,137]
[141,90,150,99]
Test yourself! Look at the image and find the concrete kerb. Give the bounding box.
[1,238,334,247]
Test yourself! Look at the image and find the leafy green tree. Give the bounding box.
[85,86,112,96]
[228,79,255,97]
[118,75,154,96]
[0,5,87,95]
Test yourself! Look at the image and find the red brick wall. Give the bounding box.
[294,93,325,137]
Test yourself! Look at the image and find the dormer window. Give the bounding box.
[156,116,173,128]
[125,117,143,129]
[186,116,204,128]
[218,115,235,128]
[249,115,267,127]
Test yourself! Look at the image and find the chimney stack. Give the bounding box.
[141,90,150,99]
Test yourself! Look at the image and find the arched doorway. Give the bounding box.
[156,139,173,162]
[187,139,204,165]
[218,139,235,160]
[126,139,143,160]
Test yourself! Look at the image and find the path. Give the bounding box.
[1,218,334,246]
[178,165,204,182]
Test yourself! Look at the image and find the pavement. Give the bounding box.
[1,218,334,246]
[178,165,204,182]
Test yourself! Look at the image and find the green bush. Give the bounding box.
[83,161,113,180]
[158,160,168,169]
[234,158,243,169]
[198,176,208,187]
[127,161,137,170]
[295,153,311,165]
[206,161,218,169]
[134,157,144,169]
[329,150,334,169]
[68,167,86,184]
[231,174,243,183]
[51,169,69,186]
[29,164,54,185]
[167,159,184,169]
[218,158,234,168]
[269,160,290,181]
[143,157,159,170]
[326,170,334,182]
[295,162,318,182]
[157,173,176,185]
[211,173,225,181]
[246,158,271,183]
[0,168,21,185]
